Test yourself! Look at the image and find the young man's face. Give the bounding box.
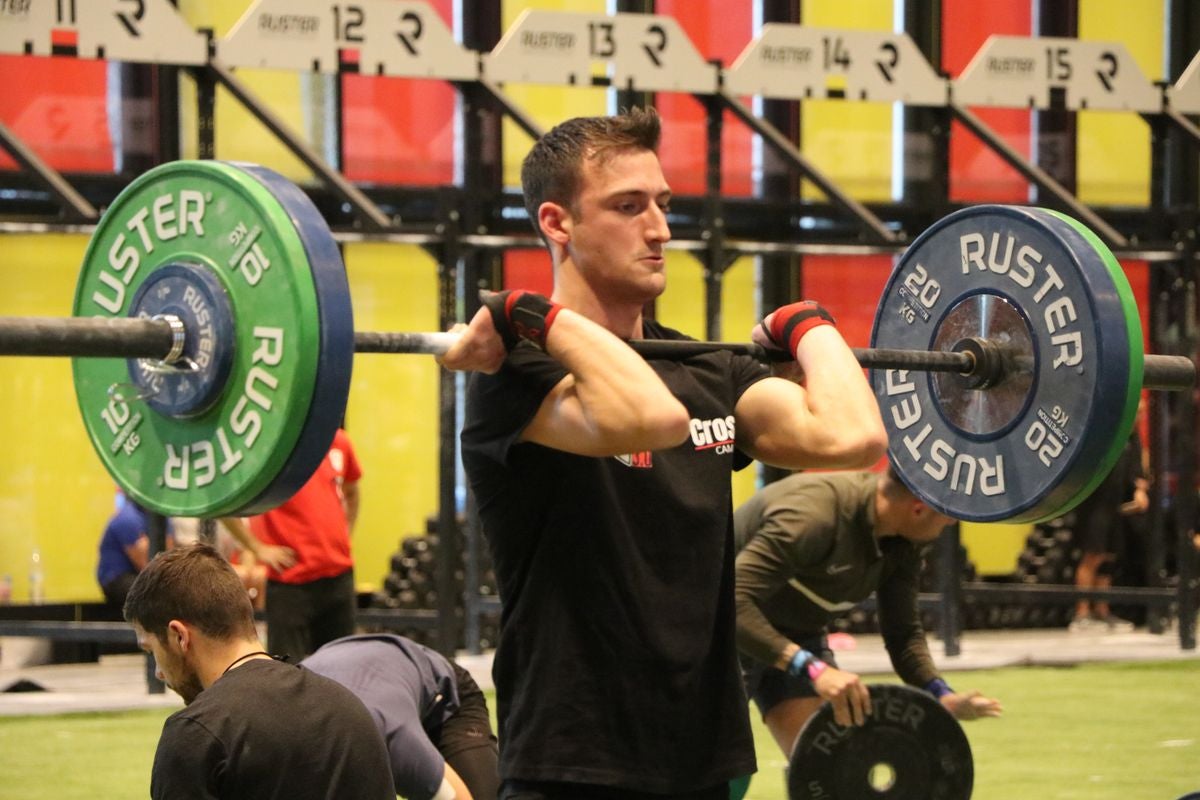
[563,148,672,306]
[134,622,204,705]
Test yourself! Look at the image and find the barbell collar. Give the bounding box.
[0,316,1193,391]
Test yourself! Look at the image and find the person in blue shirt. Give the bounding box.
[96,493,169,607]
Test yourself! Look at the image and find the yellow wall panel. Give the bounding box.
[799,1,896,202]
[342,243,442,592]
[654,253,761,507]
[721,257,760,508]
[0,235,116,601]
[1077,0,1164,206]
[961,521,1032,577]
[655,251,706,339]
[178,0,315,182]
[0,237,443,600]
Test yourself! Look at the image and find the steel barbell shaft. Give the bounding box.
[0,315,1194,391]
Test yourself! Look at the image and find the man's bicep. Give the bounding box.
[520,374,636,456]
[733,377,816,464]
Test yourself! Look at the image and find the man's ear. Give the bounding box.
[538,201,571,246]
[910,499,933,519]
[167,619,191,651]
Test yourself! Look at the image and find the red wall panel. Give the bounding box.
[653,0,753,197]
[799,255,895,349]
[340,0,456,185]
[503,249,554,295]
[943,0,1032,203]
[0,55,113,173]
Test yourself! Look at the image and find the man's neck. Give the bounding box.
[199,640,272,689]
[550,276,646,339]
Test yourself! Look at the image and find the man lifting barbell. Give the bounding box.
[733,466,1002,771]
[438,107,887,800]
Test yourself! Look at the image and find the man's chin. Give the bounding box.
[174,682,204,705]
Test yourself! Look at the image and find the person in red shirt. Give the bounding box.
[223,428,362,662]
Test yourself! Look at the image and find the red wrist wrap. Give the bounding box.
[481,290,563,351]
[766,300,836,355]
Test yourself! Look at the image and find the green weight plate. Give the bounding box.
[72,160,347,517]
[1038,209,1144,521]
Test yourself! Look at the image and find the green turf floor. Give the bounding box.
[0,659,1196,799]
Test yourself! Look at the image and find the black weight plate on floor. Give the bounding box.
[788,684,973,800]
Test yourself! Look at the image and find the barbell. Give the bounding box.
[0,160,1193,521]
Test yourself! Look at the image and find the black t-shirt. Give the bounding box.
[461,320,767,793]
[150,658,395,800]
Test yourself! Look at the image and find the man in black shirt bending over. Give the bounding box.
[124,544,394,800]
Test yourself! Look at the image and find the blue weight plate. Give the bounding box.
[230,162,355,513]
[126,262,236,418]
[871,205,1139,523]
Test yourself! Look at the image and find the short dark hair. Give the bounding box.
[123,544,257,642]
[880,464,913,498]
[520,107,662,241]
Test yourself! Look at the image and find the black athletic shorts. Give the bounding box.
[741,632,837,717]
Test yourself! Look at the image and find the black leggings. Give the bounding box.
[438,661,500,800]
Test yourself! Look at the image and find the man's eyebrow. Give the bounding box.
[603,187,673,202]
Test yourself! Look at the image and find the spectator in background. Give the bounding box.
[1069,427,1149,633]
[96,493,171,608]
[222,428,362,662]
[302,633,500,800]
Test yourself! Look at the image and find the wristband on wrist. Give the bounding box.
[480,290,563,351]
[786,648,828,682]
[924,678,953,699]
[764,300,836,355]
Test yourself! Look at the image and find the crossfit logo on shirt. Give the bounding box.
[690,415,736,455]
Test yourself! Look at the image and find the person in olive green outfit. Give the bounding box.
[734,467,1002,757]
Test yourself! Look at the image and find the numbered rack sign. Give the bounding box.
[484,9,716,94]
[0,0,206,64]
[954,35,1161,113]
[726,25,946,106]
[1167,50,1200,114]
[218,0,475,79]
